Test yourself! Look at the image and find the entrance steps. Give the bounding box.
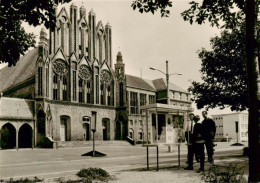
[56,140,130,148]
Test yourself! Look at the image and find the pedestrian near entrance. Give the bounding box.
[184,113,195,170]
[185,115,205,172]
[202,111,216,164]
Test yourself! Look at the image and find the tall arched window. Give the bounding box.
[95,67,99,104]
[38,63,43,96]
[85,30,89,57]
[72,62,77,101]
[53,74,58,100]
[107,85,111,106]
[100,84,104,105]
[86,81,91,103]
[119,82,124,106]
[62,76,67,101]
[79,79,83,102]
[46,64,49,97]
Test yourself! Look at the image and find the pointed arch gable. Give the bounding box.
[45,57,50,64]
[69,52,78,62]
[100,61,114,77]
[57,7,70,23]
[78,16,89,30]
[93,58,100,67]
[96,21,105,35]
[100,62,110,72]
[36,56,44,65]
[51,47,67,64]
[36,103,44,112]
[78,56,91,69]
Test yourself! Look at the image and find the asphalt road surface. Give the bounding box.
[0,142,245,180]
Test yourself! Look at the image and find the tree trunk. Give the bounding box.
[245,0,260,182]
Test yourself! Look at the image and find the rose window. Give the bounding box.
[79,65,91,80]
[53,59,67,75]
[100,70,111,84]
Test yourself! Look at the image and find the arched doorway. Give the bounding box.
[37,110,45,135]
[83,116,91,141]
[102,118,110,140]
[129,128,134,140]
[115,121,121,140]
[37,110,46,143]
[60,116,71,141]
[1,123,16,149]
[19,123,32,148]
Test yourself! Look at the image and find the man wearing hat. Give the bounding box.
[185,115,205,172]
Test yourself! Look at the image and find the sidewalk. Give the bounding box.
[41,142,247,183]
[0,142,247,182]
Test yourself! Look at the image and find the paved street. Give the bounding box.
[0,142,246,180]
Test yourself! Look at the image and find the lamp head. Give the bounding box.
[150,67,156,70]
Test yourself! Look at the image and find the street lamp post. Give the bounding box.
[150,60,182,105]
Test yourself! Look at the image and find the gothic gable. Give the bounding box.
[57,7,70,25]
[78,56,91,69]
[36,56,44,65]
[93,58,100,67]
[45,57,50,64]
[69,52,78,62]
[96,21,106,36]
[78,16,89,30]
[52,47,67,63]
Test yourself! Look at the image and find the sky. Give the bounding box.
[0,0,242,117]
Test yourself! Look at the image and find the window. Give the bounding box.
[86,81,91,103]
[149,95,155,104]
[138,132,143,140]
[107,85,111,106]
[100,84,104,105]
[129,131,133,139]
[95,67,99,104]
[72,62,77,101]
[79,79,83,102]
[119,82,124,106]
[139,120,143,126]
[62,77,67,101]
[130,92,138,114]
[53,74,58,100]
[38,66,43,95]
[46,65,49,97]
[129,120,133,126]
[140,93,146,106]
[73,71,76,101]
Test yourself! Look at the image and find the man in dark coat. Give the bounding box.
[202,111,216,164]
[185,115,205,172]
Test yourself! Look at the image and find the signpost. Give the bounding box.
[82,112,106,157]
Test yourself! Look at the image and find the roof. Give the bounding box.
[0,48,38,92]
[126,75,156,91]
[126,75,188,93]
[212,111,248,117]
[0,97,34,119]
[152,78,187,93]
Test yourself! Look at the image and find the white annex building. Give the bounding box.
[212,112,248,142]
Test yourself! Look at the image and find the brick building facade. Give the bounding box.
[0,4,192,149]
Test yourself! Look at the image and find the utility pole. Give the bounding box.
[166,61,169,105]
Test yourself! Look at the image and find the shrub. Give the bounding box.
[37,136,53,148]
[77,168,110,182]
[3,177,42,183]
[202,164,246,183]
